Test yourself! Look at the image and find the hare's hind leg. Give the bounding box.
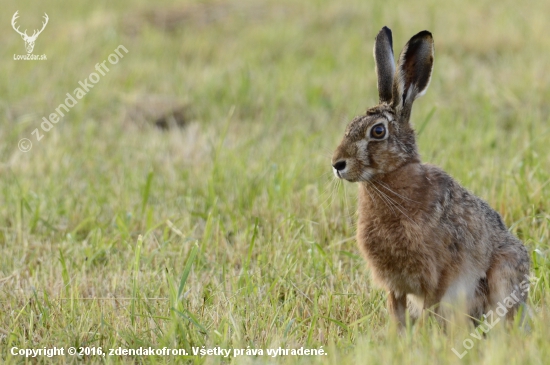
[486,242,530,323]
[468,277,489,327]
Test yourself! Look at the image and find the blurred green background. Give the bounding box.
[1,0,549,364]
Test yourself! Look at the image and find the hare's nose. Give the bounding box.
[332,160,347,171]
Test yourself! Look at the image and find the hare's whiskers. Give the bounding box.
[374,179,421,203]
[367,181,397,216]
[370,182,421,230]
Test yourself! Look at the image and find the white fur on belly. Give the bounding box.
[441,270,482,311]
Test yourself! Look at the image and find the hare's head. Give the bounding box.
[332,27,434,182]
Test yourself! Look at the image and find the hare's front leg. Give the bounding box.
[387,291,407,327]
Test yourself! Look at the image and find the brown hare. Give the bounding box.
[331,26,530,327]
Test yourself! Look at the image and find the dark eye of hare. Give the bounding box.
[370,124,386,139]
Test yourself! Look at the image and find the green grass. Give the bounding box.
[1,0,549,363]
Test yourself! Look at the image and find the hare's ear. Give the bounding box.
[392,30,434,120]
[373,26,395,104]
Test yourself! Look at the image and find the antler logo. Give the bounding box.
[11,11,49,54]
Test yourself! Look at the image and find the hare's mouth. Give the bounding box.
[332,159,351,180]
[332,170,363,182]
[333,168,345,179]
[332,162,375,182]
[332,162,348,180]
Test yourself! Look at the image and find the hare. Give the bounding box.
[331,26,530,327]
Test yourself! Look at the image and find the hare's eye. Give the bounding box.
[371,124,386,139]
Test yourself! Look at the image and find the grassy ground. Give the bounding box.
[1,0,549,363]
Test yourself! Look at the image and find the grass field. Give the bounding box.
[1,0,549,363]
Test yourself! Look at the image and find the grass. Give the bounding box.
[1,0,549,363]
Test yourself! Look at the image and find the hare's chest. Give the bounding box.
[356,220,437,295]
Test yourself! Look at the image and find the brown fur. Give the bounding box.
[332,27,530,327]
